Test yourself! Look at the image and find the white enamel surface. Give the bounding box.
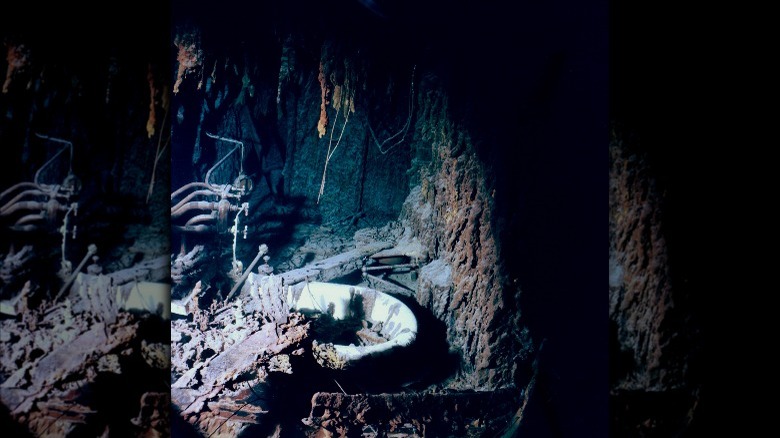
[289,281,417,363]
[120,281,171,319]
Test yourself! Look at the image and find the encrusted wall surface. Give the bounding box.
[609,130,697,435]
[402,88,531,390]
[609,135,683,391]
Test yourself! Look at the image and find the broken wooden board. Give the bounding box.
[364,272,417,297]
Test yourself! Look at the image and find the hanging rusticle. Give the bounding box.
[316,61,330,138]
[173,29,203,94]
[316,47,362,203]
[3,40,31,94]
[146,64,158,138]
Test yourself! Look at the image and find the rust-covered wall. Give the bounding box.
[402,86,531,390]
[608,128,699,436]
[276,43,413,224]
[609,133,683,391]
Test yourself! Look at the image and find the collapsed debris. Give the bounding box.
[130,392,170,435]
[0,253,171,436]
[170,229,418,434]
[243,241,392,311]
[302,388,518,437]
[171,309,310,436]
[169,223,471,436]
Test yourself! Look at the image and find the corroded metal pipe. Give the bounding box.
[55,243,97,301]
[171,182,221,200]
[10,224,37,232]
[185,213,216,226]
[1,182,41,201]
[15,214,45,225]
[181,281,203,307]
[173,225,212,233]
[1,189,46,213]
[0,201,46,216]
[171,189,220,212]
[226,244,268,301]
[171,201,219,218]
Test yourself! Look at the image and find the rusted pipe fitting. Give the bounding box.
[45,199,66,224]
[217,198,231,228]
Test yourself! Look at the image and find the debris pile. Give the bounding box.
[0,257,170,436]
[171,305,311,436]
[302,388,518,437]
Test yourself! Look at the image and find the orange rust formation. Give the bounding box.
[3,42,30,94]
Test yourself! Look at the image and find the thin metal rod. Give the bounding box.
[334,379,348,395]
[226,245,268,301]
[362,263,418,272]
[55,244,97,301]
[33,134,74,185]
[204,132,244,187]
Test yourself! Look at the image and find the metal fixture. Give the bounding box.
[171,133,252,235]
[1,134,80,232]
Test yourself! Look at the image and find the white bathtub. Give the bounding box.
[288,281,418,369]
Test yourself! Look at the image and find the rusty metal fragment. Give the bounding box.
[303,389,518,437]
